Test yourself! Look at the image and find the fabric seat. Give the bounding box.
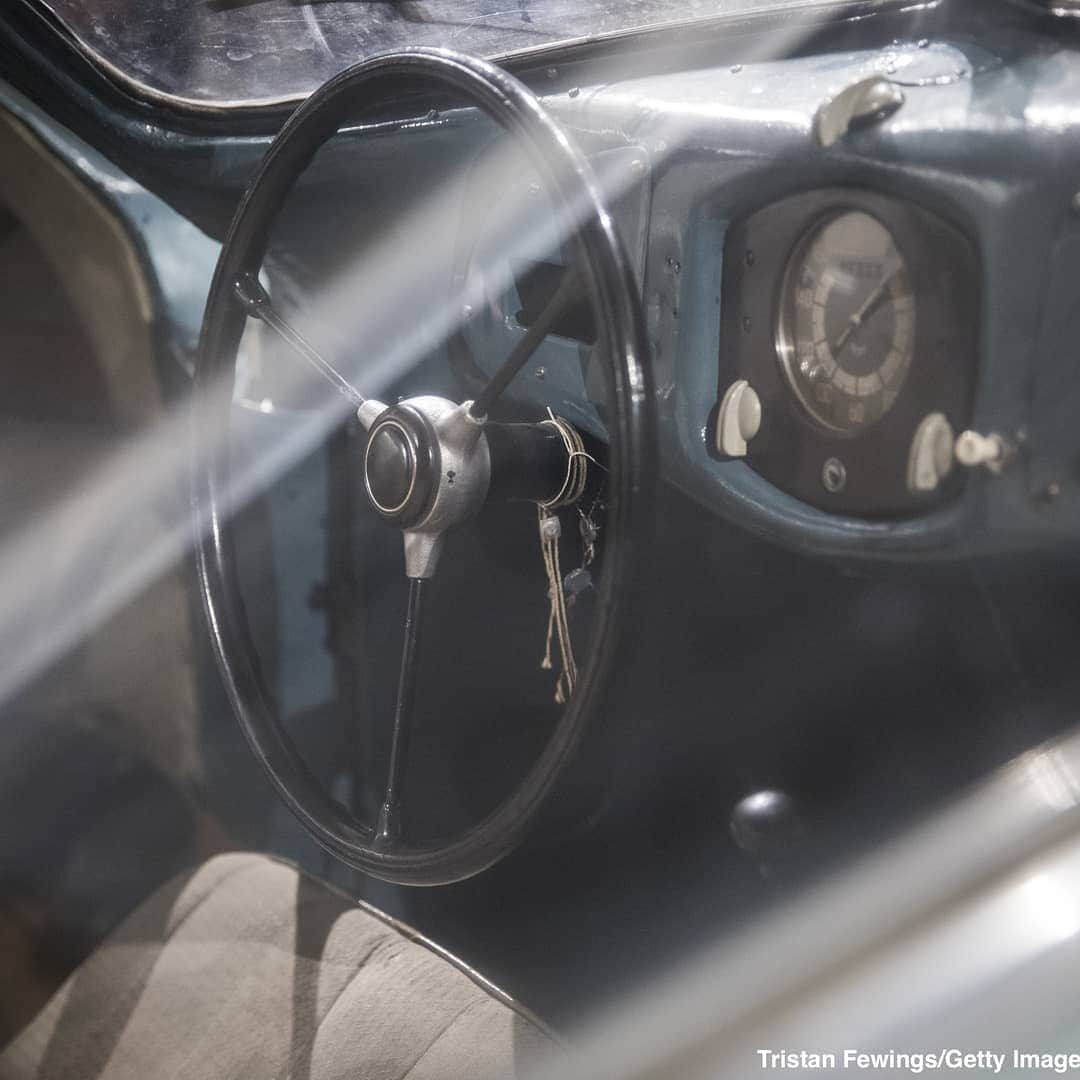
[0,853,557,1080]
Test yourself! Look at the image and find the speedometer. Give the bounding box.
[776,210,915,436]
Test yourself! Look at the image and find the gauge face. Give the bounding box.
[776,210,916,436]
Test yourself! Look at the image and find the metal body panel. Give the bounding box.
[531,34,1080,558]
[0,78,218,378]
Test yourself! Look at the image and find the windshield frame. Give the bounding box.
[14,0,921,115]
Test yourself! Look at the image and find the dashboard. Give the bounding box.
[415,29,1079,565]
[4,3,1080,566]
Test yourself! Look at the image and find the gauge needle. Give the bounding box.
[832,267,901,356]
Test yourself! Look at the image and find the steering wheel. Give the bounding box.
[194,48,653,885]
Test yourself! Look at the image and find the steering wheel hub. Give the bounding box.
[360,396,492,577]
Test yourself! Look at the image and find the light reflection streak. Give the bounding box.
[0,133,623,705]
[0,21,825,710]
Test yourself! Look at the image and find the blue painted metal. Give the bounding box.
[0,78,339,715]
[0,77,220,378]
[536,36,1080,559]
[5,15,1080,563]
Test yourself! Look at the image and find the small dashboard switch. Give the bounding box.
[955,429,1011,473]
[716,379,762,457]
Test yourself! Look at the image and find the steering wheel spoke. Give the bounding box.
[233,271,366,407]
[468,265,579,420]
[374,576,428,850]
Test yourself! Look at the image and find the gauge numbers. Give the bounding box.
[776,210,915,436]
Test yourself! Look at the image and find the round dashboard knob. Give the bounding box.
[906,412,955,493]
[716,379,762,458]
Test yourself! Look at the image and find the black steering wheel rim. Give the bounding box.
[194,47,653,885]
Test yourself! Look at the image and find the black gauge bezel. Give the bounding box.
[718,187,980,518]
[775,208,915,438]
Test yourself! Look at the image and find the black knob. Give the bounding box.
[365,422,415,514]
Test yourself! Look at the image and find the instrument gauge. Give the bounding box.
[776,210,915,436]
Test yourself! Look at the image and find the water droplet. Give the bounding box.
[742,316,752,334]
[667,257,681,274]
[730,64,743,74]
[226,47,253,62]
[568,87,580,98]
[745,250,755,267]
[535,367,546,380]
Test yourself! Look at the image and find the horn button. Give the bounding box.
[360,395,569,580]
[366,423,412,510]
[362,406,438,527]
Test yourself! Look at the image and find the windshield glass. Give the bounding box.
[30,0,885,109]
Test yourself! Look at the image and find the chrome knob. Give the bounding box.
[955,429,1010,472]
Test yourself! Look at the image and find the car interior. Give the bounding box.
[2,0,1080,1076]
